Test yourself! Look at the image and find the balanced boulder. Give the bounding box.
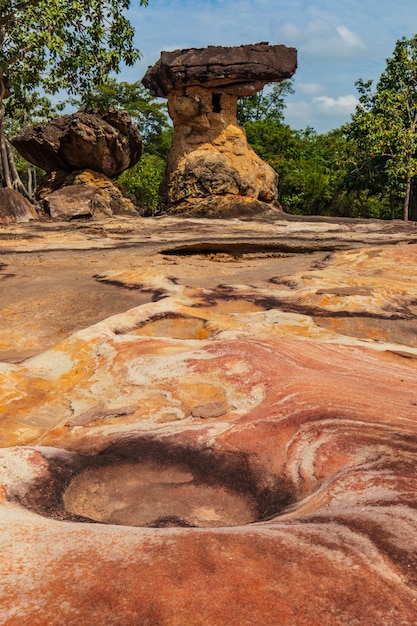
[11,109,143,179]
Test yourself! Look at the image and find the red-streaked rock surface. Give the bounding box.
[1,215,417,624]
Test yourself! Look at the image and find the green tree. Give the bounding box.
[118,153,165,214]
[5,91,63,195]
[0,0,148,198]
[237,81,294,125]
[243,116,352,216]
[345,35,417,220]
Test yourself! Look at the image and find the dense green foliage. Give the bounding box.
[1,8,416,220]
[345,36,417,220]
[1,0,147,101]
[237,81,294,125]
[239,35,417,220]
[117,153,166,214]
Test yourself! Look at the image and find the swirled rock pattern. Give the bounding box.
[1,216,417,624]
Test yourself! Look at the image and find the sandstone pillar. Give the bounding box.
[142,42,297,218]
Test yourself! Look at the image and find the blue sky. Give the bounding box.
[125,0,417,133]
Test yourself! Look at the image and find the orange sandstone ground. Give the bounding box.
[1,215,417,625]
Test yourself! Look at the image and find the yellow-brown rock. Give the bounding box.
[142,43,297,217]
[163,115,280,217]
[36,169,141,218]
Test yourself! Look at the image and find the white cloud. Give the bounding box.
[336,25,366,50]
[300,20,366,59]
[313,94,359,116]
[296,82,324,96]
[284,94,359,132]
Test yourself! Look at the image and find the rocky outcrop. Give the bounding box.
[1,217,417,623]
[11,109,143,178]
[0,187,38,223]
[143,43,297,97]
[142,43,297,218]
[36,169,141,219]
[10,110,143,220]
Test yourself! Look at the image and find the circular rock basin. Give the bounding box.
[63,461,258,527]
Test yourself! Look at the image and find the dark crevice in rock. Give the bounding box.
[161,242,338,256]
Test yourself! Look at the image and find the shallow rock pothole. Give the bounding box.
[128,313,211,340]
[16,438,295,528]
[63,461,257,527]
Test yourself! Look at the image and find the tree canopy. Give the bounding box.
[0,0,148,194]
[237,81,294,126]
[345,35,417,220]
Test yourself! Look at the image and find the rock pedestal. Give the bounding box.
[142,42,297,218]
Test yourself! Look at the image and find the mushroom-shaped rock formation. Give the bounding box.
[11,109,143,178]
[11,110,143,219]
[142,42,297,219]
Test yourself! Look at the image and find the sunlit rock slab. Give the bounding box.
[0,333,417,624]
[1,218,417,361]
[1,216,417,624]
[1,214,417,254]
[1,252,417,450]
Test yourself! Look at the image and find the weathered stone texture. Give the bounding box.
[0,187,38,223]
[143,43,297,218]
[1,218,417,624]
[37,169,141,218]
[142,42,297,96]
[11,109,143,178]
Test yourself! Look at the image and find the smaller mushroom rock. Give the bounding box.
[142,43,297,218]
[11,110,143,179]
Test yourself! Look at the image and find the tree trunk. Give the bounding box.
[0,130,13,187]
[0,96,34,202]
[403,177,411,221]
[389,192,396,220]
